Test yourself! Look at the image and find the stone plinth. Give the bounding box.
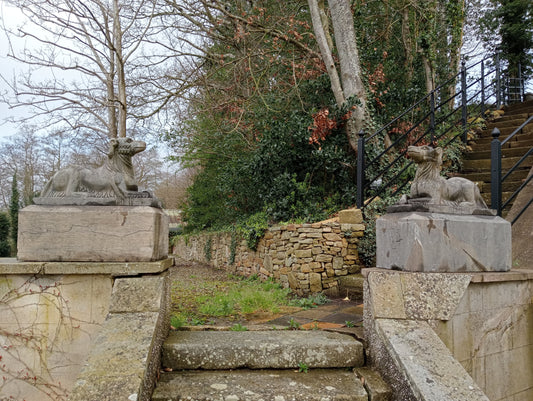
[18,205,169,262]
[376,212,511,272]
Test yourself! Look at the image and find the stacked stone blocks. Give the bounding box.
[173,209,365,295]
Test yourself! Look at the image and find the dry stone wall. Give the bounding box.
[172,209,365,296]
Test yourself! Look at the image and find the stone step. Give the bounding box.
[161,330,364,370]
[464,146,531,160]
[456,168,529,183]
[152,369,369,401]
[338,274,364,301]
[503,100,533,115]
[473,126,533,145]
[476,180,524,194]
[462,155,533,172]
[486,116,530,130]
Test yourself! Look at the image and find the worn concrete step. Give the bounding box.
[162,330,364,370]
[462,155,533,172]
[152,369,369,401]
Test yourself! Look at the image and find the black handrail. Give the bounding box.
[356,53,528,217]
[491,114,533,222]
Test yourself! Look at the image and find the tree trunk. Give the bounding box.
[308,0,367,152]
[114,0,127,138]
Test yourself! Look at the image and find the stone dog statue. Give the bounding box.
[40,137,146,200]
[399,145,488,210]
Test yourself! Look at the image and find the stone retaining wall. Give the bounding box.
[172,209,366,296]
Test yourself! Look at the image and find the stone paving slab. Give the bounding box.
[162,330,364,370]
[152,369,368,401]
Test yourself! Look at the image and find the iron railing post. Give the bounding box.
[491,128,502,216]
[430,91,435,143]
[518,62,524,101]
[481,61,486,116]
[356,130,366,209]
[461,59,468,143]
[495,54,501,108]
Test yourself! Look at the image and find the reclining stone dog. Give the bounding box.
[36,137,158,206]
[391,145,492,215]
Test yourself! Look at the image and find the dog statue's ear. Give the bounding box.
[107,138,119,157]
[435,147,443,165]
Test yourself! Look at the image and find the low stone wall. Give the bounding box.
[172,209,365,296]
[364,268,533,401]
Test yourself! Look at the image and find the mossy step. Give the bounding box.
[162,330,364,370]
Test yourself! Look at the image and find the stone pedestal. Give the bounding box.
[17,205,169,262]
[376,212,511,272]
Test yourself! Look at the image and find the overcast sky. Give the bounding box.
[0,1,30,140]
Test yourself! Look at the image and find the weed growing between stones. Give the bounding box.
[170,268,331,327]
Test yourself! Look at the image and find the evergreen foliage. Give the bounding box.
[0,213,10,257]
[166,0,473,242]
[480,0,533,78]
[9,173,20,255]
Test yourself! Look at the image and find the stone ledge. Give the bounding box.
[362,267,533,283]
[0,257,173,276]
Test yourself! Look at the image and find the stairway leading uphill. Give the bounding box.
[151,329,391,400]
[459,99,533,214]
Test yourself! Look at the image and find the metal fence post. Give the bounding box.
[461,59,468,143]
[430,92,435,144]
[495,54,501,108]
[490,128,502,216]
[356,130,366,209]
[481,60,486,116]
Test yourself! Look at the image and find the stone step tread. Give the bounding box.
[473,129,533,145]
[457,168,529,183]
[486,115,531,127]
[462,155,533,172]
[464,146,532,160]
[162,330,364,370]
[152,369,369,401]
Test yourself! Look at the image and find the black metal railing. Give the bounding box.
[356,53,529,219]
[491,115,533,222]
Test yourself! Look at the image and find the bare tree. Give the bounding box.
[1,0,192,140]
[0,128,48,208]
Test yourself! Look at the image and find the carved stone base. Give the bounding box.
[387,198,496,216]
[376,212,511,272]
[33,191,162,207]
[17,205,169,262]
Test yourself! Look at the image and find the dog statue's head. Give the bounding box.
[407,145,443,166]
[108,137,147,158]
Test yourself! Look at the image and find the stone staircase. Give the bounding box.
[459,100,533,213]
[151,330,391,400]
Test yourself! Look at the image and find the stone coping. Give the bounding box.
[0,257,173,276]
[362,267,533,283]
